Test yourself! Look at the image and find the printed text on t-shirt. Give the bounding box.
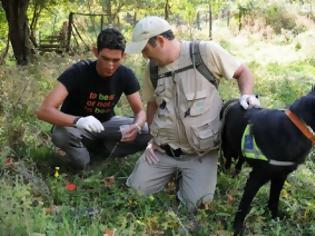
[84,92,115,114]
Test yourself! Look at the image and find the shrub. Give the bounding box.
[0,172,49,235]
[264,4,297,34]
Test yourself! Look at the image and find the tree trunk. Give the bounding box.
[133,11,137,25]
[164,0,171,20]
[196,11,201,30]
[104,0,113,24]
[29,0,42,47]
[227,8,230,27]
[66,12,73,52]
[1,0,32,65]
[111,2,124,27]
[88,0,98,38]
[209,2,212,39]
[101,15,104,31]
[238,7,243,32]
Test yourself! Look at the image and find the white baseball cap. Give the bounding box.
[126,16,172,54]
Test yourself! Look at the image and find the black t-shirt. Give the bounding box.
[58,60,140,122]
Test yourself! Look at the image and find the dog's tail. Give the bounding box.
[218,99,240,170]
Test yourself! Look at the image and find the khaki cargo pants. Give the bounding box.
[127,149,218,211]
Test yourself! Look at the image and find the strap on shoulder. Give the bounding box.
[149,60,158,89]
[189,40,218,88]
[150,41,218,89]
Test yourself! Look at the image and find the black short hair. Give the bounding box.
[97,28,126,52]
[148,30,175,47]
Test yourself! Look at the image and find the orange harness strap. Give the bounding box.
[285,109,315,144]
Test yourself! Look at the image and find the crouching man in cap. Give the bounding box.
[125,16,259,211]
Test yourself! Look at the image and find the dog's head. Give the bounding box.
[289,86,315,131]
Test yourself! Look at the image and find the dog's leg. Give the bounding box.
[233,157,245,176]
[268,173,288,218]
[233,167,270,235]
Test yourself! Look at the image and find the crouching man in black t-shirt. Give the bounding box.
[36,28,150,170]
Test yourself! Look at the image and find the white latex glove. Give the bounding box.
[75,115,104,133]
[239,94,260,110]
[144,140,165,165]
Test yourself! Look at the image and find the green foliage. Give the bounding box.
[264,3,297,34]
[1,4,315,235]
[0,172,50,235]
[251,60,315,108]
[0,6,8,49]
[0,54,73,157]
[1,56,314,235]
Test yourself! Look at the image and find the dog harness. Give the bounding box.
[285,109,315,144]
[241,124,296,166]
[241,124,267,161]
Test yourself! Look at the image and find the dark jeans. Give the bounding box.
[51,116,150,170]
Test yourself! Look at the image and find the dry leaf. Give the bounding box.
[45,205,60,214]
[202,203,210,210]
[165,180,176,193]
[104,228,115,236]
[104,176,115,188]
[4,157,14,166]
[227,193,234,204]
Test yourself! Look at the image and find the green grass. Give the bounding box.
[1,20,315,235]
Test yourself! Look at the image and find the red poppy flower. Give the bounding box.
[66,183,77,191]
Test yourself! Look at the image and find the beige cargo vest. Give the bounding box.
[150,41,223,155]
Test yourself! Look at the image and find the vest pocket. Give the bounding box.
[191,120,221,151]
[184,90,210,116]
[155,78,173,103]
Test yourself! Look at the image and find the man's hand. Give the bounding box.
[75,116,104,133]
[120,124,138,142]
[239,94,260,109]
[144,140,165,164]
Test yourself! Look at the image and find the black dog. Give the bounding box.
[221,87,315,235]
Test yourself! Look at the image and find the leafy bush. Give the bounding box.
[264,3,297,34]
[0,172,50,235]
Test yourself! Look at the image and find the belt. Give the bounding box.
[160,144,184,158]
